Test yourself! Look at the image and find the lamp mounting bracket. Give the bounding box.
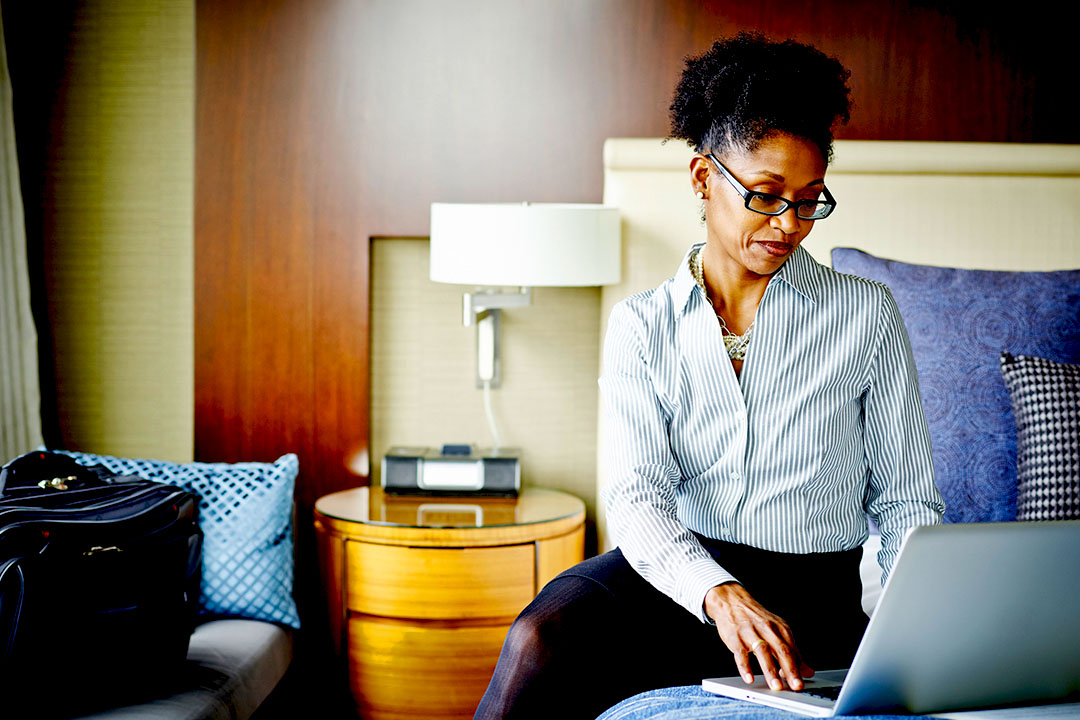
[461,288,533,389]
[462,287,532,327]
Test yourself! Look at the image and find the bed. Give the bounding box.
[592,138,1080,718]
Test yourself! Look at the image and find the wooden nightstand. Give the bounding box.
[314,486,586,719]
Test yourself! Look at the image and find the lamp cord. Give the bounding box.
[481,379,502,451]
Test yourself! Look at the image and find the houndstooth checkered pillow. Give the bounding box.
[1000,352,1080,521]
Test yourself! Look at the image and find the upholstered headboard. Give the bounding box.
[597,138,1080,551]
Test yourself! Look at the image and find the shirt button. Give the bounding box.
[729,471,740,481]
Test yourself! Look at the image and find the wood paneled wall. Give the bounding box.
[194,4,1077,671]
[195,0,1078,511]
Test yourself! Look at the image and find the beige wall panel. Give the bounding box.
[371,238,603,519]
[46,0,194,461]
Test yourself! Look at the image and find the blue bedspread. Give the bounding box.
[596,686,924,720]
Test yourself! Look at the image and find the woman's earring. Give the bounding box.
[696,191,705,200]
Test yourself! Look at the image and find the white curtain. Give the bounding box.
[0,4,44,461]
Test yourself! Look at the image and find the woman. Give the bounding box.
[474,33,944,720]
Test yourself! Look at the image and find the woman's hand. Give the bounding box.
[704,583,814,691]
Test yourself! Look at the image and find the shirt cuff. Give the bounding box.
[676,556,739,624]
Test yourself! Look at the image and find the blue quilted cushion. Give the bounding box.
[51,450,300,629]
[831,249,1080,523]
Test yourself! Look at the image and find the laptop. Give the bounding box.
[702,520,1080,716]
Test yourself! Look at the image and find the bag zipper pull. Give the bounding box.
[37,476,76,491]
[83,546,123,555]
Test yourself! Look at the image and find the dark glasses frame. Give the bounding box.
[705,153,837,220]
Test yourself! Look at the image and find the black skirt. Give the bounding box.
[474,535,869,720]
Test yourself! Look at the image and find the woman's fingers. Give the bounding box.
[765,626,807,690]
[750,637,783,690]
[744,626,799,691]
[705,583,809,691]
[774,620,815,679]
[732,645,755,684]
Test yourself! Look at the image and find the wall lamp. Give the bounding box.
[429,202,621,445]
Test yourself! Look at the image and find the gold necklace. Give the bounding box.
[690,249,755,361]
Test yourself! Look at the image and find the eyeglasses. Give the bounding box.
[706,154,836,220]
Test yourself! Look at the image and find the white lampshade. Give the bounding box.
[429,203,621,287]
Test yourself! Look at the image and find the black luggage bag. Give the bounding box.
[0,451,202,714]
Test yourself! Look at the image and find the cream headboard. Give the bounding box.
[596,138,1080,550]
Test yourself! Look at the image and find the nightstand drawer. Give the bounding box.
[348,616,509,718]
[345,542,535,619]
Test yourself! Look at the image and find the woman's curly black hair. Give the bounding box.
[670,33,852,164]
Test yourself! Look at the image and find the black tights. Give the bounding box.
[473,538,868,720]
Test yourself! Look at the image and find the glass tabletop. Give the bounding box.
[315,486,584,530]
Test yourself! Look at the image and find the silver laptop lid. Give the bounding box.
[836,520,1080,715]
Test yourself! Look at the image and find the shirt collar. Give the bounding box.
[672,243,704,320]
[771,245,819,305]
[673,242,818,320]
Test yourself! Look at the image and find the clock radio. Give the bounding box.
[381,444,520,496]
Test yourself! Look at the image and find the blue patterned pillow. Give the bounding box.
[831,248,1080,523]
[51,450,300,629]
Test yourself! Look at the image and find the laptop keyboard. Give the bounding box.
[798,685,842,701]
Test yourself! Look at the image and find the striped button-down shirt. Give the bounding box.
[599,243,945,622]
